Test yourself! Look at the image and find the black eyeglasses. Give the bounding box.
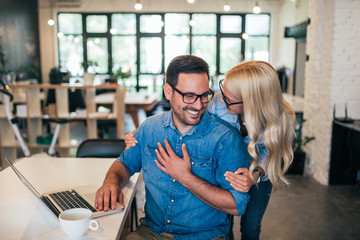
[169,84,214,104]
[219,79,243,107]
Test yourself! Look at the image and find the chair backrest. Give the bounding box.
[76,139,126,158]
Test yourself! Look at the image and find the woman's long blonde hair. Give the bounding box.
[225,61,296,191]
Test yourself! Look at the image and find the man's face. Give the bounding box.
[164,73,210,133]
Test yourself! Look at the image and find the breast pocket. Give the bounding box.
[143,145,164,181]
[190,155,214,184]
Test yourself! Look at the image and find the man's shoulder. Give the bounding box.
[206,111,239,135]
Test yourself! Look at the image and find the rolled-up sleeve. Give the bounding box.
[215,129,250,215]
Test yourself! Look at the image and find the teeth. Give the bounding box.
[187,110,199,115]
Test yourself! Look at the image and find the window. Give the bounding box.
[57,12,270,95]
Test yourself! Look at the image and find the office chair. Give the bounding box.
[76,139,138,232]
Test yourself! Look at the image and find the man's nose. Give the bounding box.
[191,96,203,109]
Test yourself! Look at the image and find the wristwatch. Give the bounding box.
[253,167,265,183]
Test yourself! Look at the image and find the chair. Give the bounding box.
[76,139,138,232]
[76,139,126,158]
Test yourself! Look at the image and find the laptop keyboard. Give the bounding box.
[50,190,97,212]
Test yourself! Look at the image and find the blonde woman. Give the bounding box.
[208,60,295,240]
[125,60,296,240]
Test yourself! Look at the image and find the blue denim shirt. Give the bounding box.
[207,92,269,181]
[118,110,249,240]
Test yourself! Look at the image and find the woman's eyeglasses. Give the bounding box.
[169,84,214,104]
[219,79,243,107]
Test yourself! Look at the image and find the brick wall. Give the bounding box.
[303,0,360,185]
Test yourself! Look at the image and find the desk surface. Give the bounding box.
[0,157,139,240]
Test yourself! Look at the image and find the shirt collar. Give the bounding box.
[162,110,211,137]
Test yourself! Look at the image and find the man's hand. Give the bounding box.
[95,180,124,212]
[154,140,192,181]
[224,168,256,192]
[94,161,130,212]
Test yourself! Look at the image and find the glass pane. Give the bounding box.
[192,36,216,76]
[112,36,136,76]
[139,75,164,95]
[58,35,83,76]
[245,37,269,62]
[220,15,242,33]
[86,15,108,33]
[140,37,162,73]
[192,14,216,35]
[112,14,136,34]
[220,38,241,73]
[245,14,270,35]
[86,38,108,74]
[58,13,82,34]
[165,35,189,69]
[165,13,190,35]
[140,15,163,33]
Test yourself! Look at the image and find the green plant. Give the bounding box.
[294,136,315,153]
[109,67,131,83]
[82,60,98,73]
[0,40,7,73]
[18,66,40,78]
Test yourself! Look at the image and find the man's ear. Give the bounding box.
[163,83,172,100]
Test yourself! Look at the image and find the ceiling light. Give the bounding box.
[253,1,261,14]
[224,1,231,11]
[187,0,195,3]
[134,0,142,10]
[48,19,55,26]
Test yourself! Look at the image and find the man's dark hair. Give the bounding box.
[166,55,209,86]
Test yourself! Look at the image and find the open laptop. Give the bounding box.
[4,155,124,219]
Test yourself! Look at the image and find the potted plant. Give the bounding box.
[288,135,315,174]
[108,67,131,85]
[49,67,62,84]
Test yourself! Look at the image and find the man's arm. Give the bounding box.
[95,161,130,212]
[155,140,239,215]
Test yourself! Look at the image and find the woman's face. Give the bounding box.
[220,81,244,115]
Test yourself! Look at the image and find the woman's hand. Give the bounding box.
[224,168,257,192]
[124,129,138,149]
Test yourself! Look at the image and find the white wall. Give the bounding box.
[303,0,360,185]
[37,0,307,83]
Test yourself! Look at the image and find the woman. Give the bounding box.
[125,60,296,240]
[208,60,295,240]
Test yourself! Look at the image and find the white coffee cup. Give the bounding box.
[59,208,99,239]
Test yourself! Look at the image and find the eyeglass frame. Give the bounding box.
[219,79,243,107]
[168,84,214,104]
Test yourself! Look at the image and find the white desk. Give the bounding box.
[0,157,139,240]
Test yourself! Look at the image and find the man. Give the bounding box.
[95,55,249,240]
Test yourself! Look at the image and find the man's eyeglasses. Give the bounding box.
[169,84,214,104]
[219,79,243,107]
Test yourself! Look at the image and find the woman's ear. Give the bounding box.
[163,83,172,100]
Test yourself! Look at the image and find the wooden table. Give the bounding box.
[0,157,139,240]
[96,92,159,128]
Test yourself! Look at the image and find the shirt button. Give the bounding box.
[173,179,176,182]
[167,220,170,223]
[171,199,174,202]
[191,162,194,165]
[179,137,182,140]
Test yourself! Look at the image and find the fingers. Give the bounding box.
[181,143,190,161]
[95,185,120,212]
[95,189,104,211]
[155,148,165,166]
[157,142,169,160]
[118,191,125,207]
[224,171,251,193]
[234,168,249,175]
[155,159,167,173]
[125,130,138,149]
[164,140,175,157]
